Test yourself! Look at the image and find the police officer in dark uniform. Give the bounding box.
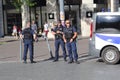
[51,21,67,62]
[20,21,37,64]
[63,20,79,64]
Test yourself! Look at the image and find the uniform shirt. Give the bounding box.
[52,25,64,40]
[63,26,77,41]
[22,28,35,42]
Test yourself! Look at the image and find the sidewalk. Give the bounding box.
[0,36,89,62]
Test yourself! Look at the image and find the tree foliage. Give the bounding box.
[12,0,36,11]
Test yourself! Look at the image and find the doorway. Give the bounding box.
[65,11,77,26]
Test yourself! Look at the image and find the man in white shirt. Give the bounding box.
[44,22,49,37]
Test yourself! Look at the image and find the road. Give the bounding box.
[0,58,120,80]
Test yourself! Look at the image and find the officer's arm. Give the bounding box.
[20,34,23,39]
[51,28,57,35]
[72,32,77,40]
[19,31,24,39]
[51,30,56,35]
[63,34,67,43]
[70,32,77,43]
[72,27,77,40]
[33,34,37,40]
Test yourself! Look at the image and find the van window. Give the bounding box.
[96,15,120,33]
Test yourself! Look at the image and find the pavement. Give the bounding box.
[0,35,89,63]
[1,36,112,80]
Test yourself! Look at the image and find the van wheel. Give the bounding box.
[101,46,120,64]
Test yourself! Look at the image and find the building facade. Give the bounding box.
[0,0,119,37]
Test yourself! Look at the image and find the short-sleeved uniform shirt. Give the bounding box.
[22,28,34,42]
[63,26,77,41]
[52,25,64,40]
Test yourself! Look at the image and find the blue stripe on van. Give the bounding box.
[96,34,120,44]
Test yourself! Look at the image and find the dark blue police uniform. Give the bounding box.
[52,25,67,61]
[63,26,78,62]
[22,28,35,63]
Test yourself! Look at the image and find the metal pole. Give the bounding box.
[59,0,65,22]
[20,39,22,61]
[45,36,54,59]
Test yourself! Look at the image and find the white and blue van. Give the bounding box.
[89,12,120,64]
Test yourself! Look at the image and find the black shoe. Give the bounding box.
[53,60,58,62]
[68,60,73,64]
[23,61,27,64]
[75,61,80,64]
[64,58,67,62]
[31,61,36,64]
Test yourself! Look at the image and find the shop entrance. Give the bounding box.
[65,11,77,26]
[7,13,22,35]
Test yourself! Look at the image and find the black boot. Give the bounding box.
[31,60,36,64]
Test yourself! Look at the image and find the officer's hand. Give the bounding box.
[64,39,67,43]
[56,31,60,33]
[20,34,23,39]
[70,38,73,43]
[34,38,38,42]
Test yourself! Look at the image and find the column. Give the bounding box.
[21,1,30,29]
[108,0,111,11]
[59,0,65,22]
[111,0,119,12]
[0,0,4,37]
[46,0,59,38]
[81,0,94,37]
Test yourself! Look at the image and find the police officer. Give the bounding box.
[63,20,80,64]
[20,21,37,64]
[51,21,67,62]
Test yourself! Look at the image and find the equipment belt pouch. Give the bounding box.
[66,38,70,42]
[55,36,61,40]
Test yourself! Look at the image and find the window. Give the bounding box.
[94,0,107,4]
[96,15,120,33]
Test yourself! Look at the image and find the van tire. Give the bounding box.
[101,46,120,64]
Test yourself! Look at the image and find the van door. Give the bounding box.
[95,15,120,50]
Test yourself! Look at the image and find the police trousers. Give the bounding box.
[54,39,67,60]
[23,40,34,61]
[66,41,78,61]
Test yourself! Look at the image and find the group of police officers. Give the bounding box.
[20,20,79,64]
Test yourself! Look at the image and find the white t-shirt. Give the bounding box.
[44,23,49,31]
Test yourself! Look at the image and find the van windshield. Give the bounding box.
[96,15,120,33]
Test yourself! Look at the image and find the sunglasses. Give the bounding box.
[66,22,70,24]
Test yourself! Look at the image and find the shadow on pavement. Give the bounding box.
[5,40,18,42]
[0,56,17,61]
[78,53,98,63]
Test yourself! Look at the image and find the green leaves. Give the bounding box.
[25,0,36,7]
[12,0,23,11]
[12,0,36,10]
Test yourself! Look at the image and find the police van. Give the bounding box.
[89,12,120,64]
